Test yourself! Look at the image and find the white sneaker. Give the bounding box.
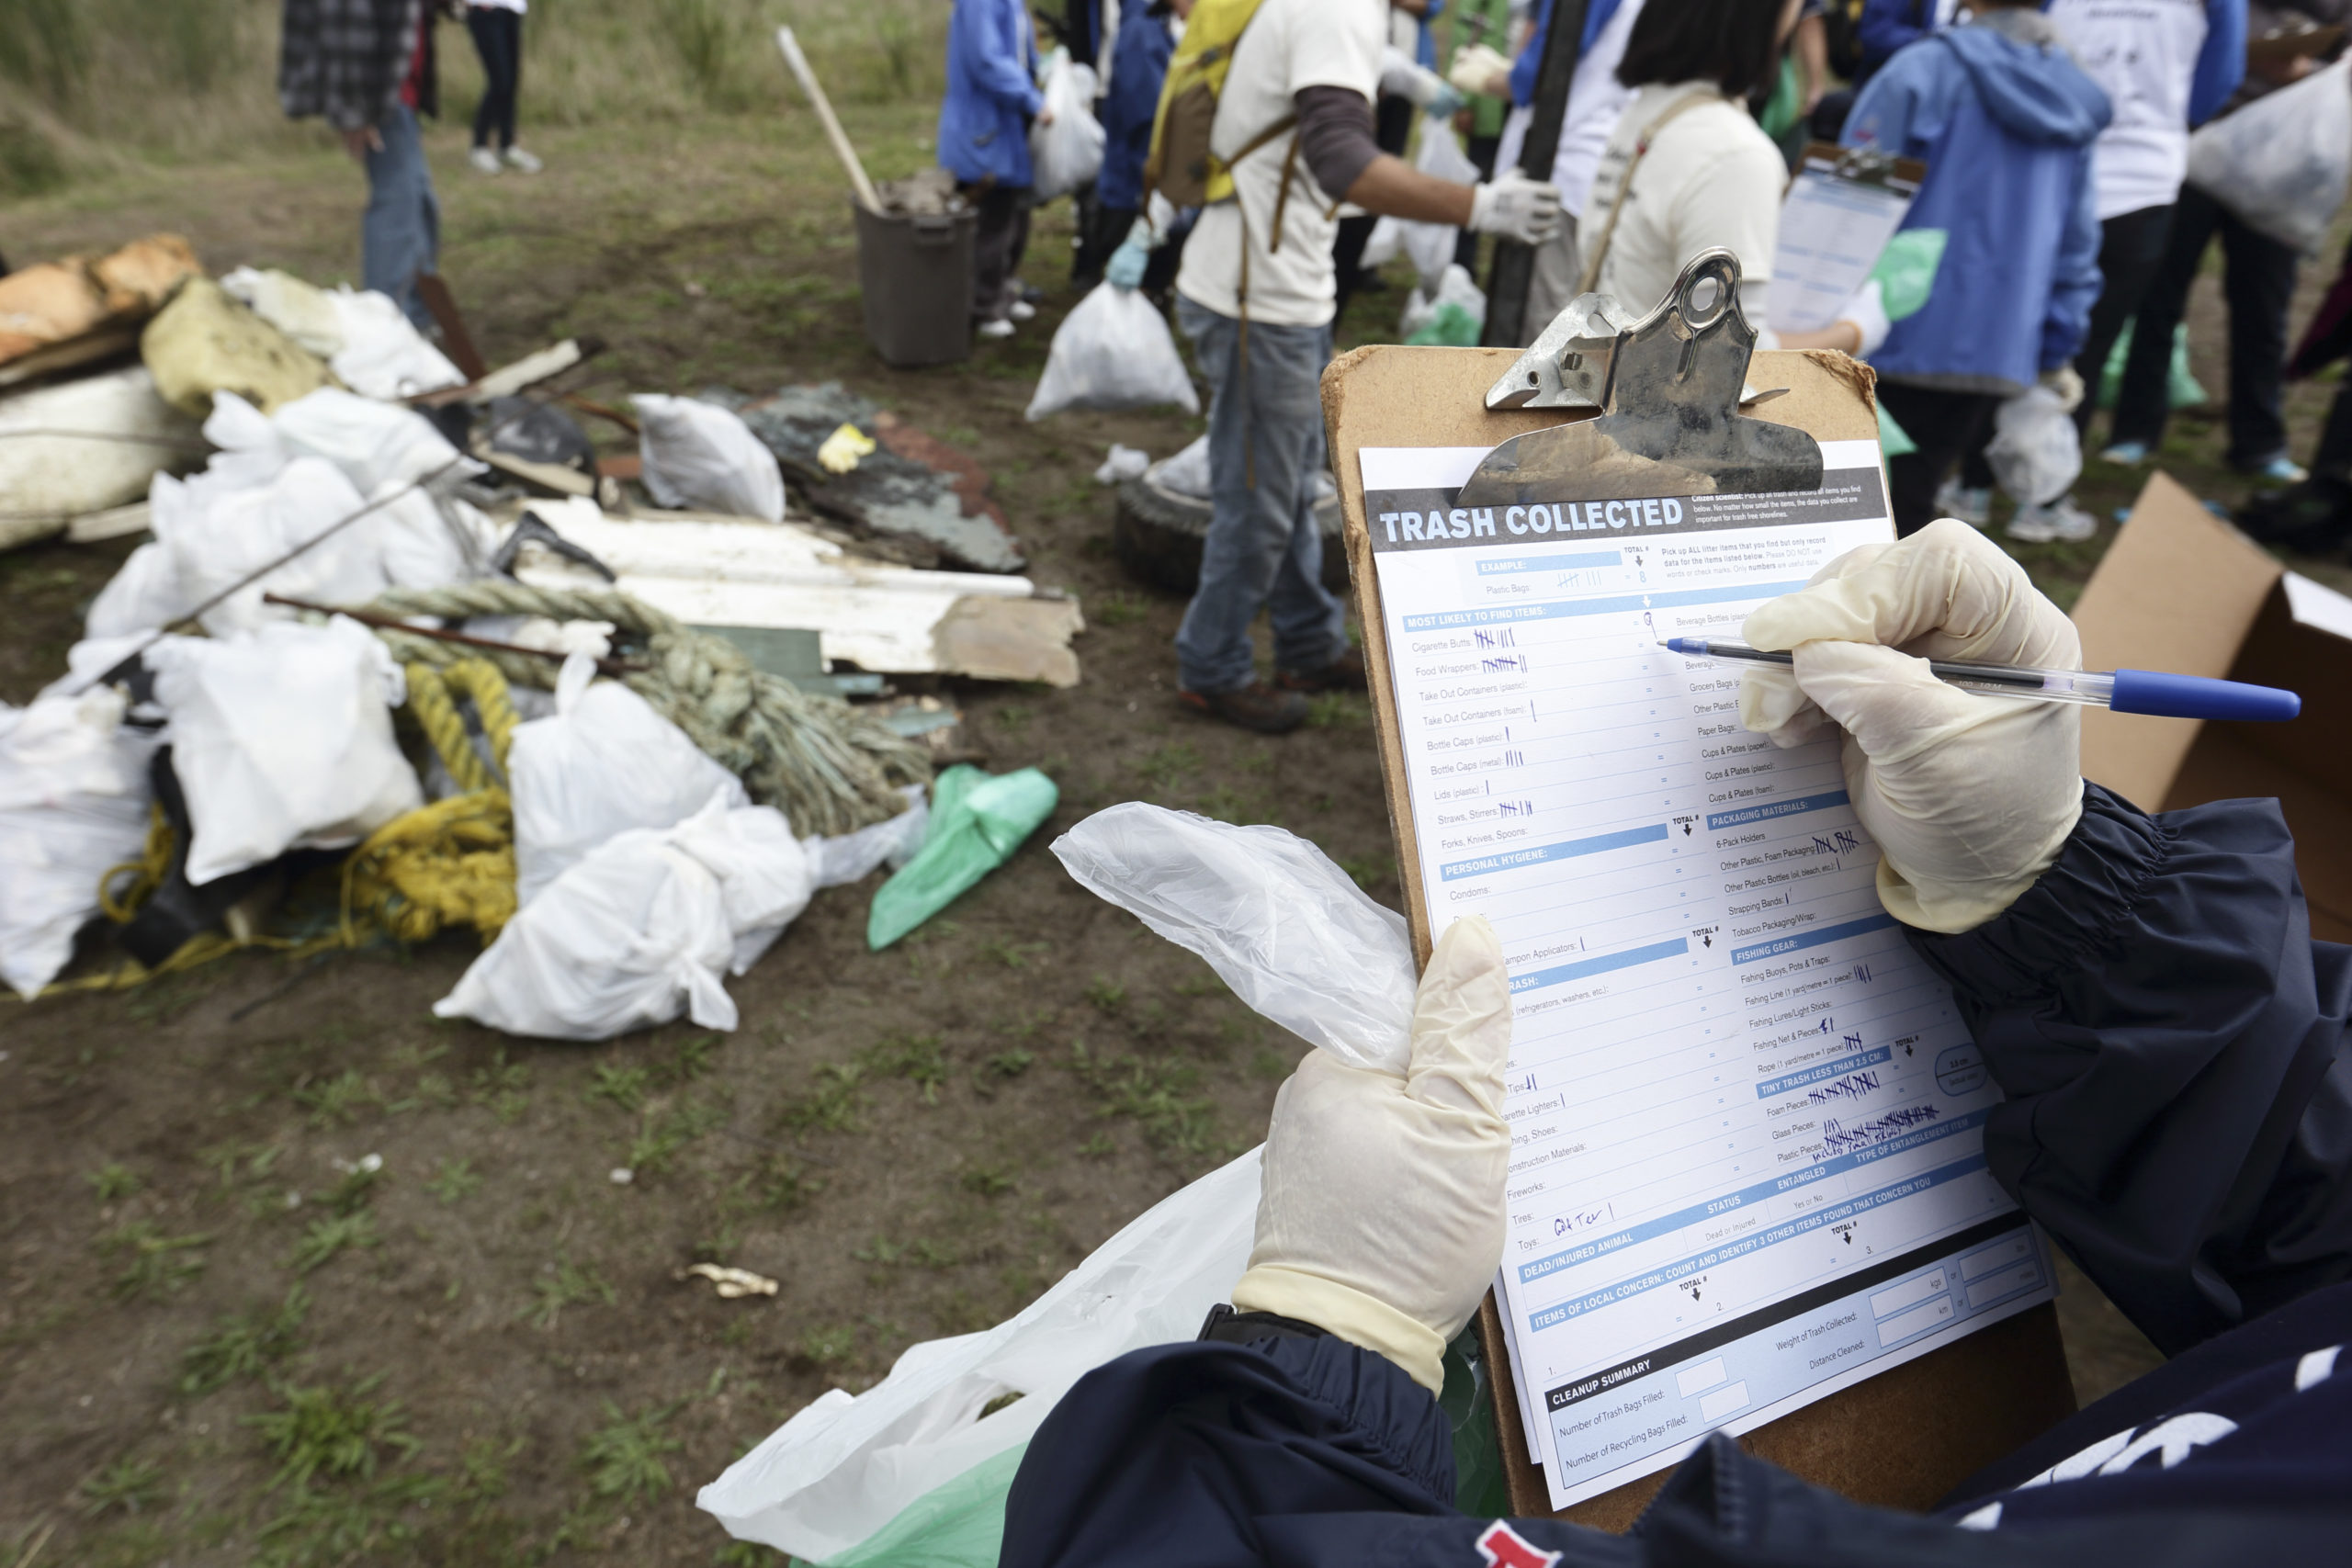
[2006,495,2099,544]
[1933,477,1993,527]
[1007,299,1036,322]
[976,318,1016,340]
[469,147,502,175]
[502,146,543,174]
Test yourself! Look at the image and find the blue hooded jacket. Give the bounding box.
[1097,2,1172,211]
[1844,15,2109,393]
[938,0,1043,187]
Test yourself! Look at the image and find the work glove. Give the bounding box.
[1839,277,1891,359]
[1230,916,1512,1396]
[1736,520,2086,934]
[1105,217,1155,292]
[1468,170,1565,246]
[2039,363,2086,414]
[1381,48,1465,118]
[1448,42,1512,99]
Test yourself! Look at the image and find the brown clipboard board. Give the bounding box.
[1319,343,2077,1528]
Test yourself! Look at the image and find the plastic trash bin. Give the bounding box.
[853,200,976,369]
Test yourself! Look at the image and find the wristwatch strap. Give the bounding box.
[1197,1302,1329,1345]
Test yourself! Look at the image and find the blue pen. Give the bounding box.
[1660,637,2301,722]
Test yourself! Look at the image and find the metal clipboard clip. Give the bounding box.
[1461,250,1824,506]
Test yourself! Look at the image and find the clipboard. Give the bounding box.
[1319,269,2076,1528]
[1771,143,1928,336]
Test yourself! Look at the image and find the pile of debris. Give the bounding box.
[1,242,1078,1039]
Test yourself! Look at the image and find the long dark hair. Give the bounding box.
[1616,0,1791,99]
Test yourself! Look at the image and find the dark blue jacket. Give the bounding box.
[1508,0,1629,108]
[937,0,1042,187]
[1001,787,2352,1567]
[1097,2,1171,212]
[1845,17,2109,390]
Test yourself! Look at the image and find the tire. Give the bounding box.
[1113,476,1350,595]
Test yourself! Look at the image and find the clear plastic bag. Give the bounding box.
[1028,48,1106,201]
[2186,56,2352,254]
[1984,383,2082,508]
[508,651,748,906]
[631,394,787,522]
[1392,118,1479,291]
[1050,803,1417,1073]
[1024,286,1201,421]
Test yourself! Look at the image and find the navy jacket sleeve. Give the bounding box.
[1906,786,2352,1356]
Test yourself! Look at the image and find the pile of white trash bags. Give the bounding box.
[699,806,1419,1563]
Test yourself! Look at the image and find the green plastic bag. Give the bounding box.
[866,765,1059,949]
[1758,53,1805,146]
[2098,321,2206,412]
[1406,300,1483,347]
[805,1441,1026,1568]
[1869,228,1947,322]
[1877,400,1917,458]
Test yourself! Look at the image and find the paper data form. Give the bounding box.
[1361,441,2055,1508]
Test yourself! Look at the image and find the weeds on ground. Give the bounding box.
[961,1165,1015,1197]
[867,1033,948,1103]
[287,1212,379,1275]
[321,1159,381,1215]
[751,1152,820,1212]
[76,1457,164,1517]
[1084,977,1126,1012]
[201,1139,282,1189]
[181,1286,310,1394]
[980,940,1050,970]
[468,1050,531,1123]
[1093,591,1148,627]
[580,1399,681,1504]
[777,1061,866,1134]
[855,1234,959,1269]
[251,1472,442,1568]
[524,1256,615,1329]
[246,1375,421,1491]
[425,1157,481,1204]
[627,1096,727,1177]
[1306,692,1367,728]
[88,1162,141,1201]
[1067,1041,1222,1156]
[980,1048,1035,1080]
[294,1069,378,1128]
[586,1063,651,1112]
[797,1325,856,1366]
[663,1032,720,1084]
[99,1221,209,1299]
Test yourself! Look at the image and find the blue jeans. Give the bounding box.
[1173,297,1350,694]
[363,104,440,330]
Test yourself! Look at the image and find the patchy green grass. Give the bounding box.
[524,1257,616,1331]
[580,1400,680,1505]
[87,1162,141,1201]
[75,1457,164,1517]
[180,1286,310,1395]
[99,1222,210,1300]
[286,1212,379,1276]
[245,1375,422,1491]
[424,1157,481,1205]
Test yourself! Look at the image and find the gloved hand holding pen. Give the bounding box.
[1736,521,2086,934]
[1231,916,1513,1395]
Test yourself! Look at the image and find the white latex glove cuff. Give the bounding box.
[1843,277,1890,358]
[1232,1266,1450,1394]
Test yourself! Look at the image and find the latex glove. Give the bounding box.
[1231,916,1512,1395]
[817,422,876,474]
[1468,170,1565,246]
[1448,42,1512,99]
[1380,48,1464,117]
[1736,520,2086,933]
[1839,276,1891,359]
[2040,363,2086,414]
[1105,218,1155,291]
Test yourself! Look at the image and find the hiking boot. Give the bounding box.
[1180,682,1309,734]
[1277,646,1367,693]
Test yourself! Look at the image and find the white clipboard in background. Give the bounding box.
[1771,143,1928,335]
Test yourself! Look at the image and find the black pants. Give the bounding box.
[1453,132,1499,271]
[1332,94,1416,317]
[2113,183,2300,469]
[1877,380,2004,537]
[965,181,1032,320]
[467,6,522,152]
[2072,203,2175,443]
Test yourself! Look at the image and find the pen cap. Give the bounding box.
[2110,670,2302,723]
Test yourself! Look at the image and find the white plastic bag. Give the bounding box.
[0,687,160,999]
[699,1145,1261,1560]
[803,784,928,888]
[2186,56,2352,254]
[1362,215,1403,271]
[1984,384,2082,507]
[220,267,466,400]
[631,394,787,522]
[1150,433,1214,499]
[1028,47,1106,201]
[1051,803,1418,1073]
[145,616,424,886]
[1399,262,1489,340]
[434,792,812,1040]
[1026,286,1201,421]
[1392,118,1480,291]
[0,367,198,548]
[509,651,750,906]
[1093,443,1150,484]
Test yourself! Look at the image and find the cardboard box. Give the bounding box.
[2074,473,2352,942]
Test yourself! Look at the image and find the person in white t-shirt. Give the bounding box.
[1105,0,1564,734]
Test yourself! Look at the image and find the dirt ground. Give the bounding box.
[4,89,2342,1567]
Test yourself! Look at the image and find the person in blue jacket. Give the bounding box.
[937,0,1052,338]
[995,520,2352,1568]
[1857,0,1961,82]
[1839,0,2108,536]
[1080,0,1182,290]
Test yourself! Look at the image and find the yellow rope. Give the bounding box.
[98,806,173,924]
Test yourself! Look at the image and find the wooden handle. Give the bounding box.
[775,27,884,214]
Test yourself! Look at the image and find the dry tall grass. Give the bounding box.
[0,0,948,195]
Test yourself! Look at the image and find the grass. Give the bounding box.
[180,1286,310,1395]
[586,1063,651,1112]
[580,1400,680,1505]
[293,1069,377,1129]
[245,1375,421,1492]
[524,1256,615,1330]
[1066,1041,1223,1157]
[75,1457,164,1517]
[286,1212,379,1275]
[424,1157,481,1205]
[98,1221,209,1300]
[87,1162,141,1201]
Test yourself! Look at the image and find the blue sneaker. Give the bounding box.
[2243,455,2311,485]
[2098,441,2149,467]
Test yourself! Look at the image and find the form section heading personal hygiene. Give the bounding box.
[1363,438,2054,1509]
